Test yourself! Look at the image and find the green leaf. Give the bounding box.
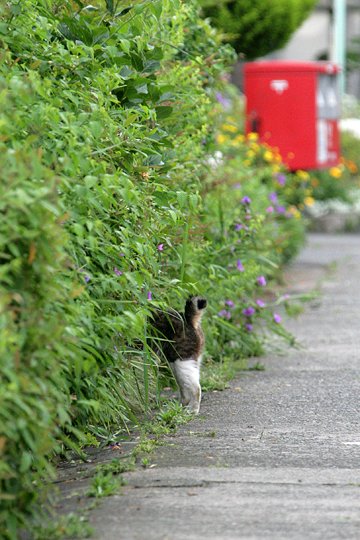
[155,106,173,120]
[149,1,163,19]
[105,0,114,14]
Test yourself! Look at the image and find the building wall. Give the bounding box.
[275,0,360,98]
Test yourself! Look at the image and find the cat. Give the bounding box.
[149,296,207,414]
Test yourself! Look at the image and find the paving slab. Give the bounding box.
[60,234,360,539]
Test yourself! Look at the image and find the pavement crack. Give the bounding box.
[130,479,356,489]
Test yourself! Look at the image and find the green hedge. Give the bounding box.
[0,71,72,535]
[0,1,305,537]
[200,0,317,58]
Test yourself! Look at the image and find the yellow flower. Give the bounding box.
[235,134,245,143]
[243,159,251,166]
[225,115,236,123]
[216,133,228,144]
[246,149,256,158]
[346,160,358,174]
[288,206,301,219]
[247,132,259,142]
[329,166,342,179]
[221,123,238,133]
[296,170,310,180]
[304,196,315,207]
[250,142,260,152]
[263,150,273,162]
[272,164,280,173]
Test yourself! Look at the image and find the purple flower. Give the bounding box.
[147,291,152,301]
[215,92,231,109]
[276,205,286,214]
[245,323,253,332]
[256,299,265,308]
[273,313,282,324]
[269,192,278,203]
[157,243,164,252]
[236,259,245,272]
[119,252,125,257]
[257,276,267,287]
[266,206,274,213]
[84,275,90,283]
[276,173,286,186]
[114,267,123,276]
[225,300,235,308]
[243,306,255,317]
[234,223,244,231]
[218,309,231,319]
[241,196,251,205]
[233,183,241,190]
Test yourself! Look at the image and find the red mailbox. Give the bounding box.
[244,61,340,171]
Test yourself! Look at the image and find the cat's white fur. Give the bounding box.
[171,356,202,414]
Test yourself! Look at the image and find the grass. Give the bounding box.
[201,357,247,392]
[95,457,135,476]
[33,514,93,540]
[86,472,126,499]
[247,362,265,371]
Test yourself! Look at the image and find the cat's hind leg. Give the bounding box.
[171,358,201,414]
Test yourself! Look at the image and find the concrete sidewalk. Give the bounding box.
[75,234,360,539]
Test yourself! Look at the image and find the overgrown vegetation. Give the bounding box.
[0,1,310,537]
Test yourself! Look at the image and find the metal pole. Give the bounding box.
[333,0,347,96]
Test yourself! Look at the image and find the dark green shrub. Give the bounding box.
[0,73,72,537]
[200,0,317,58]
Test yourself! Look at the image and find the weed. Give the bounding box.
[156,401,193,429]
[133,438,161,457]
[202,358,247,392]
[189,430,217,438]
[285,302,304,317]
[86,472,125,499]
[33,513,93,540]
[141,457,151,468]
[248,362,265,371]
[80,433,100,449]
[95,457,135,476]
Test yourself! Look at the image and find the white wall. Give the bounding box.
[272,1,360,99]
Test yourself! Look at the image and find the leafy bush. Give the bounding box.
[0,1,306,536]
[0,73,72,537]
[200,0,317,58]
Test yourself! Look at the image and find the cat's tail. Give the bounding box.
[184,296,207,329]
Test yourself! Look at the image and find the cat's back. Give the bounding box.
[149,308,185,339]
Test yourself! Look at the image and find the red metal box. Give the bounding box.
[244,61,340,170]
